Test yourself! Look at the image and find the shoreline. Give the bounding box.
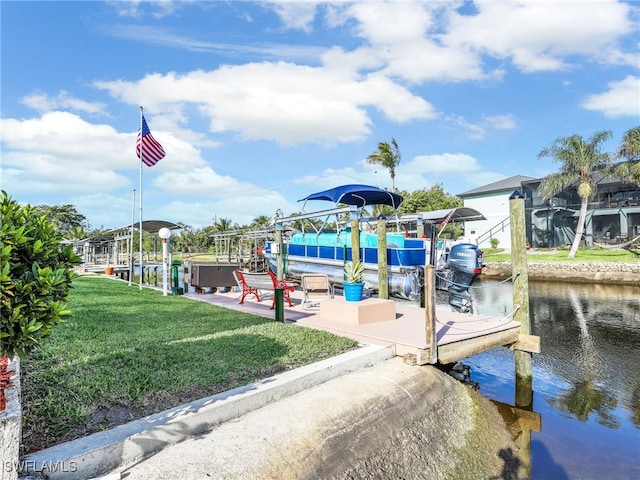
[481,261,639,286]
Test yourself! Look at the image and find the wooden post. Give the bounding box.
[275,222,284,323]
[424,264,438,364]
[509,190,532,381]
[377,215,389,299]
[423,223,438,363]
[349,206,360,264]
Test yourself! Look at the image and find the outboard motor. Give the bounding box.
[446,243,483,313]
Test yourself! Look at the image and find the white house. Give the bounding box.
[457,175,536,252]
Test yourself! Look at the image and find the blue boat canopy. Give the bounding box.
[299,184,403,208]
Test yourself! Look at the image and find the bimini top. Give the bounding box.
[299,184,403,209]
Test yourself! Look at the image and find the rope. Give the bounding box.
[436,305,521,333]
[434,271,520,289]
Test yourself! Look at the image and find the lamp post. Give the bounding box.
[158,228,172,296]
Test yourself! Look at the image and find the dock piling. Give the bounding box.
[509,190,533,381]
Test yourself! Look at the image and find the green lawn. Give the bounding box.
[482,247,639,263]
[20,276,358,453]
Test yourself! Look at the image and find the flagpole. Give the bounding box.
[139,106,144,290]
[129,189,135,286]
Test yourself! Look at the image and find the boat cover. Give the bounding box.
[290,229,407,248]
[299,184,403,208]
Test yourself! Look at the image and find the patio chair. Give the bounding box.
[301,273,334,309]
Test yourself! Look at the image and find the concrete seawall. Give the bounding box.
[112,358,521,480]
[482,261,639,285]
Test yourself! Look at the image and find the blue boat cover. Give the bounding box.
[299,184,403,208]
[290,229,407,248]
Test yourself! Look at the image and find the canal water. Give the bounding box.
[132,264,639,478]
[452,278,640,480]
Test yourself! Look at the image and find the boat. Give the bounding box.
[266,184,485,305]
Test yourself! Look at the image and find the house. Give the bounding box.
[458,174,640,251]
[457,175,535,251]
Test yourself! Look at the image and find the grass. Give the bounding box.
[20,276,359,453]
[482,247,639,263]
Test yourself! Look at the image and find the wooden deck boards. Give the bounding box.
[185,288,521,365]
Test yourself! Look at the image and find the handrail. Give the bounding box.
[476,217,510,246]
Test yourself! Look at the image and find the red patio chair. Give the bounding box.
[268,270,295,309]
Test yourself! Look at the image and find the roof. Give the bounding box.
[457,175,537,197]
[300,184,403,209]
[389,207,486,224]
[108,220,182,234]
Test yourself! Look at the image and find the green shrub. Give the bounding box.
[0,191,80,358]
[490,237,500,249]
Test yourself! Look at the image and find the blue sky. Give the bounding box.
[1,0,638,230]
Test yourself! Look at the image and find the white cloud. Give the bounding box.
[0,112,206,170]
[107,0,181,19]
[21,91,108,115]
[482,114,517,131]
[0,112,210,207]
[268,0,322,32]
[443,113,517,141]
[444,0,635,72]
[405,153,483,176]
[582,75,640,118]
[94,62,435,146]
[396,153,505,195]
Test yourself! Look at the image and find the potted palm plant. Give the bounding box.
[343,260,365,302]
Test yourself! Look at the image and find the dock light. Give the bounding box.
[158,228,172,296]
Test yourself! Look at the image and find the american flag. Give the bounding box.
[437,208,455,235]
[136,115,165,167]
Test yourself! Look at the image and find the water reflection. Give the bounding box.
[461,278,640,480]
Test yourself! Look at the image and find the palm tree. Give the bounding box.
[612,126,640,186]
[213,217,234,233]
[251,215,271,230]
[537,130,613,258]
[366,137,401,192]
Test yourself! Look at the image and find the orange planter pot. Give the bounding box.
[104,267,114,275]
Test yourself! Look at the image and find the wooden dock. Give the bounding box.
[292,296,521,365]
[186,289,523,365]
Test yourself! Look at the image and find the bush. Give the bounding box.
[0,191,80,358]
[490,237,500,249]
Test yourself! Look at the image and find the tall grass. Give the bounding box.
[20,276,358,452]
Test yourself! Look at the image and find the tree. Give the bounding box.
[213,217,235,233]
[394,185,464,238]
[251,216,271,230]
[1,191,81,358]
[65,225,86,241]
[171,223,197,253]
[366,138,401,192]
[612,126,640,186]
[31,204,87,236]
[397,184,461,214]
[537,130,613,258]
